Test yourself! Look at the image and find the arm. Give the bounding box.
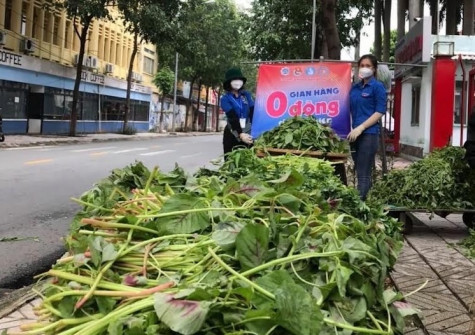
[221,95,243,134]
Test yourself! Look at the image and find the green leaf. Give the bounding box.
[335,297,367,323]
[235,223,269,270]
[211,221,245,250]
[284,133,293,145]
[155,194,210,234]
[102,243,118,263]
[95,296,117,315]
[153,293,211,335]
[336,266,353,297]
[274,282,323,335]
[244,309,277,335]
[269,169,304,189]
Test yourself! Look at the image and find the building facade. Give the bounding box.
[0,0,159,134]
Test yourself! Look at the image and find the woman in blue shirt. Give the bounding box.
[348,54,387,200]
[220,68,254,157]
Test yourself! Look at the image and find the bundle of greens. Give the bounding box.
[254,116,349,154]
[367,146,475,210]
[20,160,412,335]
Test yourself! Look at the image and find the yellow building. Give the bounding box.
[0,0,159,134]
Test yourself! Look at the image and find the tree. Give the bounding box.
[175,0,245,131]
[153,67,175,132]
[117,0,179,133]
[382,0,392,62]
[52,0,113,136]
[245,0,373,61]
[371,30,397,64]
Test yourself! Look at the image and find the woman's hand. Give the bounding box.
[239,133,253,144]
[347,125,365,142]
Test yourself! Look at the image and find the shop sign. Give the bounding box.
[81,70,105,84]
[0,50,22,67]
[394,17,432,78]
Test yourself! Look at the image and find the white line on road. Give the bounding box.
[6,146,55,151]
[140,150,176,156]
[112,148,148,154]
[180,153,201,159]
[71,147,117,153]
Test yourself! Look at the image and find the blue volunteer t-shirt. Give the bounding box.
[220,90,254,120]
[349,77,387,134]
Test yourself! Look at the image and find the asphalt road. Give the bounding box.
[0,135,222,288]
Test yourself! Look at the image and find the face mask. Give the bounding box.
[358,67,374,79]
[230,80,244,90]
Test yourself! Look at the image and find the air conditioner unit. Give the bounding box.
[74,54,88,67]
[0,31,6,45]
[132,72,143,82]
[105,63,114,74]
[89,56,98,69]
[21,38,35,53]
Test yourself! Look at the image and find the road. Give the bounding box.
[0,135,222,288]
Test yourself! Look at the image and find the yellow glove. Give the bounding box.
[239,133,253,145]
[347,125,365,142]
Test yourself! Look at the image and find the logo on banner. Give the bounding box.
[251,62,352,139]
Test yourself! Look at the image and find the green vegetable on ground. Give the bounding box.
[20,154,414,335]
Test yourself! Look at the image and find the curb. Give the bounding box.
[0,132,221,149]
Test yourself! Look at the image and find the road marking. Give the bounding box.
[25,159,53,165]
[90,152,108,157]
[6,146,55,151]
[112,148,148,154]
[180,153,201,159]
[140,150,175,156]
[71,147,116,153]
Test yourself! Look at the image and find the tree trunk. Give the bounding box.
[203,86,209,132]
[185,77,196,132]
[321,0,340,60]
[397,0,406,41]
[382,0,391,62]
[429,0,439,34]
[70,19,91,137]
[193,81,202,131]
[123,31,139,133]
[215,88,221,132]
[463,0,474,35]
[158,94,166,132]
[446,0,457,34]
[374,0,382,60]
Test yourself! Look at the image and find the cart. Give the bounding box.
[255,148,349,184]
[386,207,475,234]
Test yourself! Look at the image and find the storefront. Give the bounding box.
[0,49,153,134]
[393,17,475,158]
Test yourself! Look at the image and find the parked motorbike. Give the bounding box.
[0,114,4,142]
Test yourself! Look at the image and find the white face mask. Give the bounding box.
[230,80,244,90]
[358,67,374,79]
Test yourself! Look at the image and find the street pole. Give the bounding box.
[172,51,178,133]
[311,0,316,60]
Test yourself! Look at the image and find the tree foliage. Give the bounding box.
[245,0,374,61]
[153,66,175,132]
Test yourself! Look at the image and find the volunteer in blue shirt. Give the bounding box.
[220,68,254,157]
[348,54,387,200]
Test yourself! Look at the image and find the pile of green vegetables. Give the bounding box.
[20,154,414,335]
[367,146,475,209]
[254,116,349,154]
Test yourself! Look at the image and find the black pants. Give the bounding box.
[223,127,251,159]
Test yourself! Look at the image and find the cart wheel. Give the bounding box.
[435,211,449,218]
[462,213,474,229]
[400,212,413,235]
[0,134,4,143]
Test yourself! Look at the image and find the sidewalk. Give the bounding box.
[0,131,220,148]
[1,214,473,334]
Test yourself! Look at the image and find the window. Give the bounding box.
[4,0,12,30]
[411,85,421,126]
[21,2,29,35]
[454,81,465,124]
[43,12,51,43]
[143,56,154,75]
[53,14,61,46]
[32,6,40,39]
[0,82,27,119]
[64,20,71,49]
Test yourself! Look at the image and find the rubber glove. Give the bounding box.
[239,133,253,145]
[347,125,365,142]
